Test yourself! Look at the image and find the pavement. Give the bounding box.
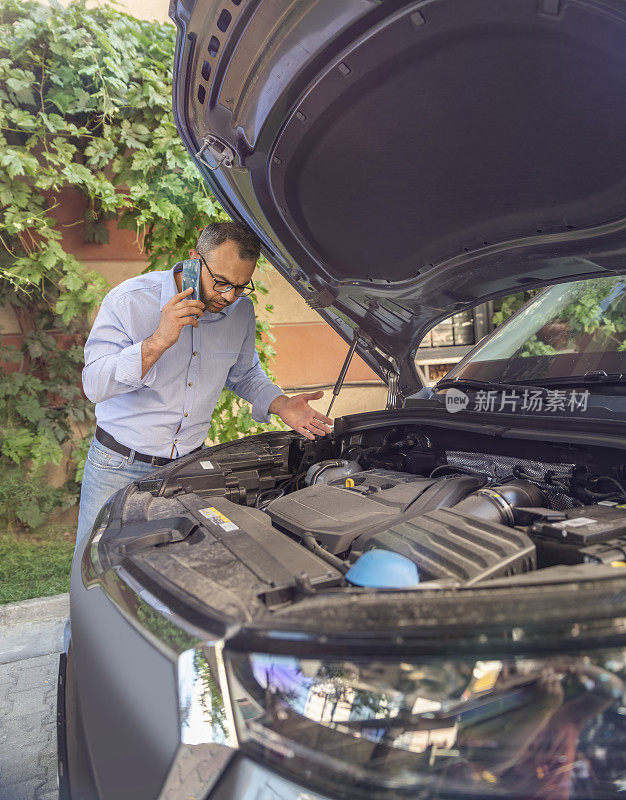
[0,594,69,800]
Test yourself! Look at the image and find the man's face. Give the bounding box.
[190,240,256,313]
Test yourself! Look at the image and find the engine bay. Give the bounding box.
[104,420,626,612]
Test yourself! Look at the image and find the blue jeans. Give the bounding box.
[73,437,158,558]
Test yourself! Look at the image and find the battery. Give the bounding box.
[531,504,626,547]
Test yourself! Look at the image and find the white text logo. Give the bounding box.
[445,388,469,413]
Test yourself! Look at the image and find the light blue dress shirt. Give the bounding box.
[82,263,284,458]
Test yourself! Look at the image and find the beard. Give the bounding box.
[203,288,230,311]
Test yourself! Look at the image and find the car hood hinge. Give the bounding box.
[386,365,404,409]
[195,134,235,170]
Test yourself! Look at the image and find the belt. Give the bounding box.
[95,426,201,467]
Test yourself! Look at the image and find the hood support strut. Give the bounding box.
[327,330,361,416]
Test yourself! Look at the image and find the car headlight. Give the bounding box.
[81,494,117,583]
[226,649,626,798]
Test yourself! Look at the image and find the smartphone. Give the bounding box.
[181,258,202,318]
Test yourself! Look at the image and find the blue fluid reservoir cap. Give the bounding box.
[346,549,420,589]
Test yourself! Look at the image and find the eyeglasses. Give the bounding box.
[198,254,255,297]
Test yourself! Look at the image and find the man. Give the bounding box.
[76,221,332,553]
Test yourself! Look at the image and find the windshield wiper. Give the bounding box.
[434,377,549,395]
[532,371,626,388]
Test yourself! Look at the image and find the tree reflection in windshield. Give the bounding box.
[450,276,626,384]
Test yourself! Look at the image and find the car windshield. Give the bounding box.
[447,276,626,385]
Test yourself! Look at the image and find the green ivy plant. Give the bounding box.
[492,290,539,327]
[556,276,626,340]
[0,0,282,530]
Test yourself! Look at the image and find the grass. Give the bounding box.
[0,525,75,604]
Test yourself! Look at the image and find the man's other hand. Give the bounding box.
[269,391,333,440]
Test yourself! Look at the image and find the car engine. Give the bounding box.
[109,423,626,609]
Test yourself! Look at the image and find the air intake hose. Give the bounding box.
[454,479,546,526]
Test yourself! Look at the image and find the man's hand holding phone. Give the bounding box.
[141,287,205,377]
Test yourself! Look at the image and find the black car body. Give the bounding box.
[59,1,626,798]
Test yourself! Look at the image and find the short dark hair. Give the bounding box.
[196,221,261,262]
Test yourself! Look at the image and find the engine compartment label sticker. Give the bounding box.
[199,460,214,470]
[554,517,597,528]
[198,506,238,532]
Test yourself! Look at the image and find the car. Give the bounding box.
[58,0,626,798]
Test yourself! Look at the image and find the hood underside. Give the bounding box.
[170,0,626,396]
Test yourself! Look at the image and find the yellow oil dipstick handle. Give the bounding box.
[327,331,360,416]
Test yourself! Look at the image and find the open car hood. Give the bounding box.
[170,0,626,399]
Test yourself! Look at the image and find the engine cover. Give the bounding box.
[357,508,536,586]
[266,469,484,554]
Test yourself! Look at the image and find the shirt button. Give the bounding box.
[188,382,193,387]
[193,351,198,356]
[184,412,188,417]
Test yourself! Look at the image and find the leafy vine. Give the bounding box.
[0,0,281,530]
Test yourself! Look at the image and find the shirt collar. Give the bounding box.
[161,262,239,320]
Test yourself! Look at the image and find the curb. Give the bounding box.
[0,593,69,627]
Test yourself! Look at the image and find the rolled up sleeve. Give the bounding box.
[82,295,157,404]
[113,341,157,388]
[225,312,283,423]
